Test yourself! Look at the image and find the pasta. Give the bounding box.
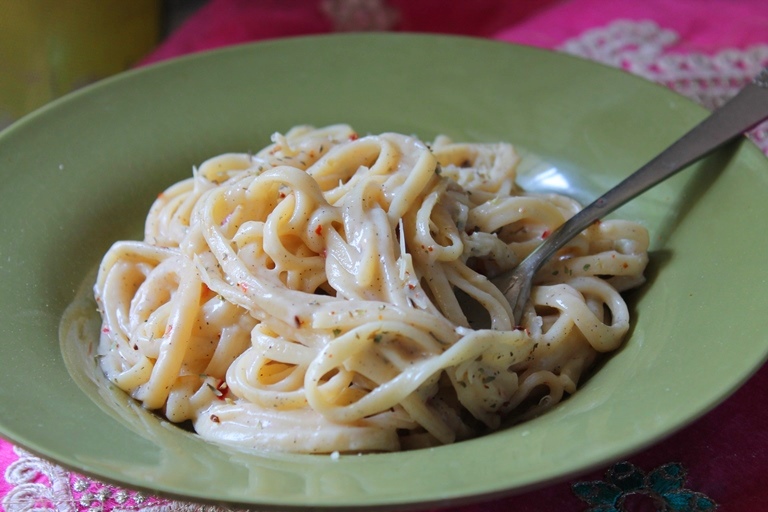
[94,124,649,453]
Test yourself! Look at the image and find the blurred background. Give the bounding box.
[0,0,561,131]
[2,0,766,135]
[0,0,206,130]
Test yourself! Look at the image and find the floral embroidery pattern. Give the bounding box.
[2,446,238,512]
[572,461,718,512]
[558,20,768,155]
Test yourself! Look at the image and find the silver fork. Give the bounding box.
[495,67,768,327]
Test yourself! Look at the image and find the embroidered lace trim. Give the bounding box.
[558,20,768,154]
[2,446,214,511]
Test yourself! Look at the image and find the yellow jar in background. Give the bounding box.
[0,0,161,129]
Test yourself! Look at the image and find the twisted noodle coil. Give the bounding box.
[94,125,649,453]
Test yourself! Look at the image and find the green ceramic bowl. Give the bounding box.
[1,34,766,510]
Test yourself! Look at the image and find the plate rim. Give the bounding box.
[1,32,767,510]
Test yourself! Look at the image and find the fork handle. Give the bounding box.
[520,68,768,275]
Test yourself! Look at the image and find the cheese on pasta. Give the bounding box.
[94,125,649,453]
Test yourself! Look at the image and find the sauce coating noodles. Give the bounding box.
[94,125,649,453]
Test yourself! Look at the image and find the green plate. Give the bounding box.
[1,34,767,510]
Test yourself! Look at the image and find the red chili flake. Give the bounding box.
[408,283,416,290]
[215,381,229,400]
[622,262,629,269]
[238,282,249,293]
[512,326,531,336]
[541,230,550,239]
[164,325,173,336]
[349,133,359,141]
[279,192,286,198]
[101,327,110,333]
[210,414,220,423]
[200,283,215,302]
[315,224,323,236]
[294,315,304,327]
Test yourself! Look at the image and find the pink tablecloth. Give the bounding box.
[3,1,767,510]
